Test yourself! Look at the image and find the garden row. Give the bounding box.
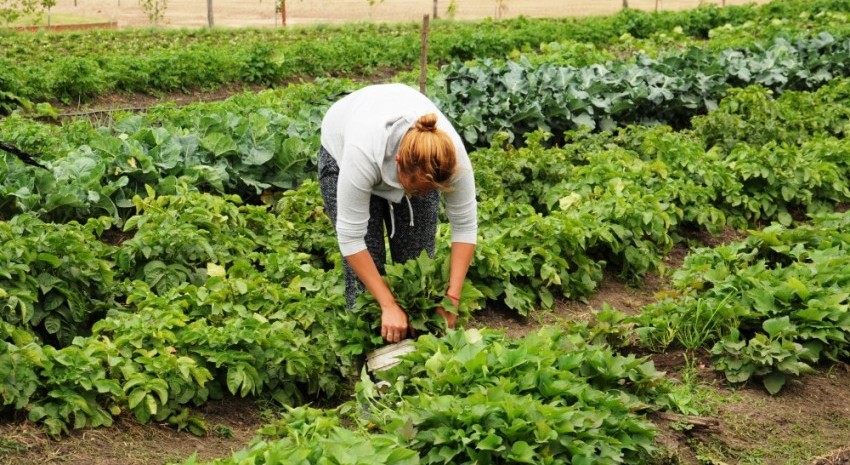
[0,0,848,108]
[434,32,850,146]
[632,211,850,394]
[2,29,849,225]
[178,327,689,465]
[175,205,850,464]
[2,78,849,438]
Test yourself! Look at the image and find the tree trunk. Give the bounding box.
[207,0,214,27]
[281,0,286,27]
[420,15,430,94]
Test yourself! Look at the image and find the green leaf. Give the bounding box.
[508,441,536,463]
[762,371,786,395]
[200,133,238,158]
[763,316,792,339]
[477,434,504,451]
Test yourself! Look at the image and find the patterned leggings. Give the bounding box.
[317,146,439,308]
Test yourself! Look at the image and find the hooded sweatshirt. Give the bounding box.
[320,84,478,257]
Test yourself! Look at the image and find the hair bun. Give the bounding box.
[414,113,439,132]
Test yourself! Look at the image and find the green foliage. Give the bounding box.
[116,188,262,293]
[358,329,669,465]
[0,0,847,107]
[48,56,107,105]
[0,214,114,346]
[179,406,419,465]
[434,33,850,147]
[633,212,850,393]
[185,328,688,465]
[0,80,350,223]
[356,251,486,337]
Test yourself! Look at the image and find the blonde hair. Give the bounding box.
[397,113,457,195]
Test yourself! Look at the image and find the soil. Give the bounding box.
[656,366,850,465]
[0,396,265,465]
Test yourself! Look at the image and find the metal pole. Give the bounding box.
[420,15,430,94]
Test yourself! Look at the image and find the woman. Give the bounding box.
[318,83,478,343]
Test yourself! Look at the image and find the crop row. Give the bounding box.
[2,30,849,226]
[632,211,850,394]
[1,0,848,108]
[435,32,850,146]
[178,328,685,465]
[2,77,849,436]
[176,205,850,464]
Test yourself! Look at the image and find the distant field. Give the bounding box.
[46,0,770,28]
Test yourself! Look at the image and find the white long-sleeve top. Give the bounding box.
[320,84,478,256]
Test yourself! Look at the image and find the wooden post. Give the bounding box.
[420,15,430,95]
[433,0,438,19]
[623,0,629,9]
[281,0,287,27]
[655,0,659,12]
[207,0,214,27]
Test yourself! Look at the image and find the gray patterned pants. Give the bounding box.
[318,147,439,308]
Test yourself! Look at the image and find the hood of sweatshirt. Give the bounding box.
[374,113,417,202]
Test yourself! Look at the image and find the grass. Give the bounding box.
[3,13,108,27]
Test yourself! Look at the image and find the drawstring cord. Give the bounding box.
[388,201,396,238]
[388,196,415,239]
[405,196,414,227]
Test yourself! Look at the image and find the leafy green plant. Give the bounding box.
[0,214,115,346]
[634,212,850,394]
[435,33,850,147]
[355,251,486,342]
[48,57,108,105]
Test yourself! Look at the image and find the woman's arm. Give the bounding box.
[345,249,409,343]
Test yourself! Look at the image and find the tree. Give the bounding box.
[0,0,55,25]
[138,0,167,26]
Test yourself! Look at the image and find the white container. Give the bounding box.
[365,339,416,372]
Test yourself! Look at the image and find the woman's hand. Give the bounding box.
[436,293,460,329]
[381,303,409,343]
[435,307,457,329]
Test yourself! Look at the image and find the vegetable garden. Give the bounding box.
[2,0,850,463]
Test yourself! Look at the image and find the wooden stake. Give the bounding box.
[420,15,430,94]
